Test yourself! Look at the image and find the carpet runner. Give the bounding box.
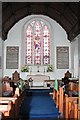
[19,88,60,120]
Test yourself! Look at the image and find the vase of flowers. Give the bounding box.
[21,65,29,72]
[47,64,53,72]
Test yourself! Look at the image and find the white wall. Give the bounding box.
[70,34,80,79]
[3,20,23,77]
[0,38,4,79]
[0,38,4,95]
[78,34,80,63]
[3,15,71,79]
[71,38,78,78]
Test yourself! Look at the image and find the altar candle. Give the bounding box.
[44,67,45,72]
[30,67,32,72]
[73,73,74,78]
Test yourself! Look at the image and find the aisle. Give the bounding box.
[19,89,60,120]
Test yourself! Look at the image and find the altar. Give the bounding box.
[20,72,51,87]
[27,74,50,87]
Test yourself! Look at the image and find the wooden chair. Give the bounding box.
[12,71,20,81]
[11,71,20,95]
[62,71,72,89]
[68,82,78,92]
[65,70,72,78]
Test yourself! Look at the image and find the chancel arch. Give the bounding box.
[4,15,70,79]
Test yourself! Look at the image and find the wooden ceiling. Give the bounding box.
[2,2,80,41]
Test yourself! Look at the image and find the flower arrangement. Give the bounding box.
[47,64,53,72]
[21,65,29,72]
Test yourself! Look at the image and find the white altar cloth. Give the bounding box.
[27,74,50,86]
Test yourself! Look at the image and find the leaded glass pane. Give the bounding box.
[43,26,50,64]
[25,26,32,64]
[34,21,41,65]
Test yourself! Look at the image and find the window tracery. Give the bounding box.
[26,20,50,65]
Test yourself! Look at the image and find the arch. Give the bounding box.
[2,2,79,41]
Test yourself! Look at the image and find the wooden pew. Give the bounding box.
[0,111,3,120]
[64,94,78,119]
[1,75,26,119]
[53,88,59,107]
[15,85,26,103]
[0,88,21,119]
[0,95,18,118]
[2,80,13,97]
[53,84,78,119]
[58,86,64,114]
[0,86,26,119]
[53,85,64,114]
[53,79,79,119]
[0,100,14,119]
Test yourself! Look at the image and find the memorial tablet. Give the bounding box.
[57,46,69,69]
[6,46,19,69]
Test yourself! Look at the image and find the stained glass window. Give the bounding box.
[43,26,50,64]
[25,20,50,65]
[34,21,41,64]
[25,26,32,64]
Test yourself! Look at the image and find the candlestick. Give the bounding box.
[37,65,39,72]
[73,73,74,78]
[30,67,32,75]
[44,67,45,75]
[44,67,45,72]
[30,68,32,72]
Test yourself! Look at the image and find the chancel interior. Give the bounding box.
[0,2,80,120]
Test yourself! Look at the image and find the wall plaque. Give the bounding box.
[6,46,19,69]
[57,46,69,69]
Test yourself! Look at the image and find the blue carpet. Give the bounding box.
[19,89,60,120]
